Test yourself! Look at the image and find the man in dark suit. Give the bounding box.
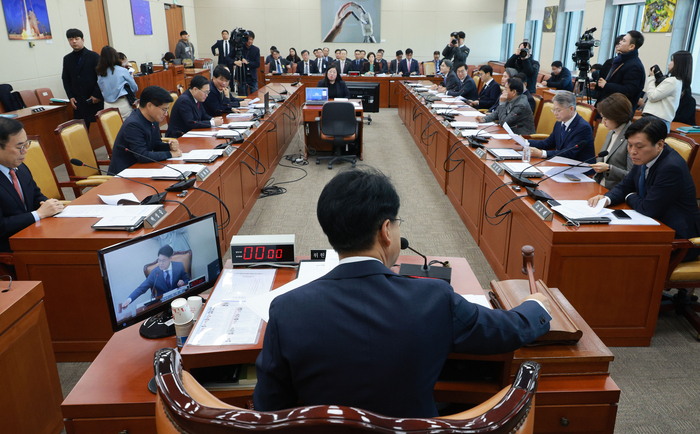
[267,50,291,74]
[108,86,181,175]
[166,76,224,138]
[348,49,364,72]
[544,61,573,91]
[388,50,403,74]
[62,28,103,129]
[254,167,552,418]
[589,117,700,261]
[122,245,189,309]
[211,30,234,69]
[333,49,350,75]
[596,30,646,113]
[233,31,260,96]
[204,66,248,116]
[528,91,595,163]
[467,65,501,109]
[312,48,328,74]
[376,49,389,74]
[0,118,63,253]
[398,48,419,76]
[296,50,316,76]
[448,63,478,100]
[432,60,460,94]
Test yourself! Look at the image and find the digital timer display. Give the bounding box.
[231,244,295,264]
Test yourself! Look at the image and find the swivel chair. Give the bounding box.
[315,102,360,170]
[95,108,123,157]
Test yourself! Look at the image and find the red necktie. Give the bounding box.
[10,169,24,204]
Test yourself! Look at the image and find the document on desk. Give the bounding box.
[188,269,276,346]
[551,200,613,219]
[548,156,589,166]
[538,166,596,183]
[608,210,660,225]
[462,294,493,309]
[181,131,219,137]
[226,113,254,118]
[223,121,256,129]
[432,103,467,109]
[55,204,162,218]
[98,193,140,205]
[168,149,224,161]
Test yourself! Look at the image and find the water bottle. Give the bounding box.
[522,141,531,163]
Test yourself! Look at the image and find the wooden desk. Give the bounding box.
[0,281,63,434]
[302,99,364,160]
[6,105,69,167]
[62,255,619,434]
[185,68,211,88]
[398,82,674,346]
[9,84,304,361]
[133,65,186,96]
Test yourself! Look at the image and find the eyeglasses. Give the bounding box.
[158,106,169,113]
[551,107,572,114]
[16,141,31,152]
[390,217,404,227]
[198,88,211,95]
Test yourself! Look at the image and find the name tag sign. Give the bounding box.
[442,120,450,128]
[490,162,504,176]
[144,206,167,229]
[475,148,487,159]
[224,145,237,156]
[254,121,261,128]
[243,129,252,138]
[196,167,212,182]
[310,250,327,260]
[532,200,553,221]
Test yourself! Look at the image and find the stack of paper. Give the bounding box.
[171,149,224,161]
[55,204,162,218]
[538,166,595,183]
[181,130,218,138]
[550,200,613,220]
[223,121,256,129]
[98,193,140,205]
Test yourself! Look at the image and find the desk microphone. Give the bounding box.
[116,145,195,192]
[525,150,607,202]
[69,159,166,205]
[512,143,583,189]
[398,237,452,282]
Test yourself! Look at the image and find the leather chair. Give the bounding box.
[532,94,543,125]
[527,101,556,140]
[154,347,540,434]
[54,120,111,196]
[315,102,360,169]
[575,102,597,127]
[665,133,699,170]
[161,91,179,133]
[34,88,54,105]
[95,108,123,158]
[129,61,139,73]
[144,250,193,278]
[18,90,39,107]
[423,61,435,76]
[473,75,481,93]
[593,122,610,155]
[24,135,75,204]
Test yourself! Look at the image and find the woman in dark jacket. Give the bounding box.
[317,65,350,99]
[360,52,382,75]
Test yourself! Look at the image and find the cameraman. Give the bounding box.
[505,42,540,94]
[596,30,645,113]
[232,31,260,96]
[442,31,470,64]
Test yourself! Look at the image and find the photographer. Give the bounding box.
[442,31,470,64]
[231,30,260,96]
[642,51,691,132]
[505,42,540,94]
[596,30,645,113]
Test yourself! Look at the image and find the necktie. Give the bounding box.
[10,169,23,204]
[276,60,281,73]
[224,41,228,57]
[318,59,321,71]
[165,271,171,288]
[638,167,646,198]
[305,62,308,75]
[560,125,566,144]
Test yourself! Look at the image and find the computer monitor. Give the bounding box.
[98,213,222,338]
[305,87,328,104]
[264,91,270,115]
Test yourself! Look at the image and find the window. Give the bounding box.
[501,23,516,62]
[562,11,585,71]
[612,3,644,54]
[527,20,543,60]
[688,0,700,94]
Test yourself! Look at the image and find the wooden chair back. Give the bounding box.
[594,122,610,155]
[18,90,39,107]
[95,108,123,157]
[168,92,179,116]
[665,133,699,169]
[474,75,481,93]
[154,348,539,434]
[144,251,193,278]
[34,88,54,105]
[467,65,477,76]
[575,102,597,126]
[54,120,101,178]
[129,61,139,73]
[532,94,543,125]
[535,101,556,135]
[423,61,436,76]
[488,61,505,74]
[24,135,64,201]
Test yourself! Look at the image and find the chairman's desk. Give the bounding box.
[262,73,442,108]
[62,256,619,434]
[397,81,675,347]
[9,83,304,362]
[303,99,364,160]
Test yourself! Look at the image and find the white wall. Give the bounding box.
[192,0,505,66]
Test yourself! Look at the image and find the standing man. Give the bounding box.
[398,48,419,76]
[0,118,63,253]
[596,30,646,113]
[505,42,540,93]
[233,31,260,96]
[389,50,403,74]
[442,31,470,64]
[62,28,102,130]
[211,30,233,70]
[166,76,224,137]
[175,31,195,63]
[297,50,315,76]
[544,61,573,91]
[376,49,388,73]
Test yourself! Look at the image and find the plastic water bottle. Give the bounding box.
[522,141,531,163]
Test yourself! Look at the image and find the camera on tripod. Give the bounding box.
[230,27,251,60]
[572,27,600,74]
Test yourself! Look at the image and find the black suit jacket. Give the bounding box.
[254,260,551,418]
[211,39,234,68]
[312,58,329,74]
[203,84,240,116]
[389,59,400,74]
[442,71,461,93]
[296,60,316,75]
[267,58,291,74]
[348,59,364,72]
[360,61,382,74]
[606,146,700,240]
[448,76,478,100]
[378,58,389,74]
[62,48,103,123]
[165,90,214,138]
[596,50,645,112]
[528,113,595,163]
[109,109,172,174]
[333,60,350,75]
[0,165,47,252]
[476,79,501,109]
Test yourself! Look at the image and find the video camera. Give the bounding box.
[572,27,600,75]
[230,27,252,60]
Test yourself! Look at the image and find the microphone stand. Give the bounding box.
[398,237,452,282]
[70,159,166,205]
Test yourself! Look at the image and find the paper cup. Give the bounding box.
[171,298,193,325]
[174,318,194,348]
[188,296,203,319]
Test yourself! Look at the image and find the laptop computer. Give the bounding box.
[305,87,329,105]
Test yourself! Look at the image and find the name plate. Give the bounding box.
[431,108,436,114]
[310,250,327,260]
[475,148,487,159]
[144,206,167,229]
[243,129,252,138]
[491,162,504,175]
[532,200,553,221]
[254,121,261,128]
[224,144,237,156]
[196,167,212,182]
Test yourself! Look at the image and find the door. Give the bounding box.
[164,4,184,55]
[84,0,109,52]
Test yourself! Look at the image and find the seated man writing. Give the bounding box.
[254,167,552,418]
[121,245,189,309]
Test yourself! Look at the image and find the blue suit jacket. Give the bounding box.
[398,58,419,76]
[528,113,595,162]
[547,67,573,91]
[348,59,364,72]
[448,76,478,100]
[203,84,240,116]
[606,146,700,240]
[108,109,172,175]
[442,71,461,93]
[0,165,47,252]
[165,90,213,138]
[477,79,501,109]
[128,261,189,303]
[254,260,551,418]
[296,60,316,75]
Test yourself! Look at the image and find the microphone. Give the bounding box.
[513,143,584,189]
[70,158,166,205]
[117,145,195,192]
[526,150,607,202]
[398,237,452,282]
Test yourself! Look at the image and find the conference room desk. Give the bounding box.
[397,81,675,347]
[62,256,619,434]
[133,64,186,97]
[9,83,304,362]
[4,105,69,167]
[302,99,364,160]
[262,73,442,108]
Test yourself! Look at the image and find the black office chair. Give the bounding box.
[315,102,360,169]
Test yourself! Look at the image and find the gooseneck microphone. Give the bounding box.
[398,237,452,282]
[70,158,166,205]
[117,145,195,192]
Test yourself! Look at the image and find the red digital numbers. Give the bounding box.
[277,249,283,259]
[243,247,253,260]
[242,246,286,261]
[255,246,264,260]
